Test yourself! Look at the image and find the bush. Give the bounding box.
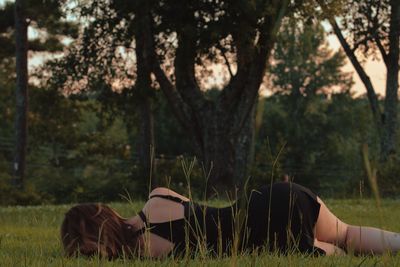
[376,157,400,197]
[0,176,44,205]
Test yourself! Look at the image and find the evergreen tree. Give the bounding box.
[0,0,77,188]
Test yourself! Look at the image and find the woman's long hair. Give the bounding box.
[61,203,137,259]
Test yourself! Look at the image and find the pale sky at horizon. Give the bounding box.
[1,0,387,97]
[326,35,386,97]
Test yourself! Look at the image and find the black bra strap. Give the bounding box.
[138,210,148,226]
[149,194,188,204]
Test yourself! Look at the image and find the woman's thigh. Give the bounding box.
[315,197,349,247]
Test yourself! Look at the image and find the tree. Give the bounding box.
[55,0,354,193]
[260,18,353,188]
[51,0,291,193]
[14,0,28,188]
[255,92,375,195]
[0,0,78,188]
[270,18,353,109]
[323,0,399,160]
[141,0,291,192]
[133,1,156,189]
[44,0,158,190]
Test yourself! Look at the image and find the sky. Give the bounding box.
[1,0,387,97]
[326,35,386,97]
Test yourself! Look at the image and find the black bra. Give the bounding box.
[132,194,191,242]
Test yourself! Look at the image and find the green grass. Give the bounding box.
[1,199,400,266]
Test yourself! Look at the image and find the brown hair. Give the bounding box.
[61,203,137,259]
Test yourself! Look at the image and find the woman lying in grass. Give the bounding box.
[61,182,400,259]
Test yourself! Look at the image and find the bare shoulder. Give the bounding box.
[142,187,188,223]
[149,187,190,202]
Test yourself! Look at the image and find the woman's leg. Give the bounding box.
[314,197,348,247]
[315,197,400,254]
[345,226,400,254]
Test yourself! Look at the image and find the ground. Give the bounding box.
[1,199,400,266]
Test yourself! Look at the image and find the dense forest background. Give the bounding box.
[0,0,399,205]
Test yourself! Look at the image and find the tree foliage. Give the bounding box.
[0,0,78,56]
[0,0,78,189]
[252,18,357,191]
[2,0,400,204]
[270,19,353,97]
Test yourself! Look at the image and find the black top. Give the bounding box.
[135,182,324,257]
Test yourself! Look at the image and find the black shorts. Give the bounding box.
[242,182,323,254]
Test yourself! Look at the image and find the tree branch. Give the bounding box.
[137,4,192,131]
[216,42,234,79]
[351,33,375,53]
[174,27,207,113]
[218,27,253,112]
[152,63,192,129]
[232,31,272,135]
[218,50,250,109]
[330,18,382,127]
[375,36,389,66]
[233,0,290,135]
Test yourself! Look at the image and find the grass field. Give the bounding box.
[1,199,400,266]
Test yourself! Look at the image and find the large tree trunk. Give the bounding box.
[233,102,257,188]
[195,102,256,196]
[199,105,235,194]
[135,2,156,190]
[13,0,28,189]
[381,0,400,159]
[143,1,288,194]
[136,98,155,189]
